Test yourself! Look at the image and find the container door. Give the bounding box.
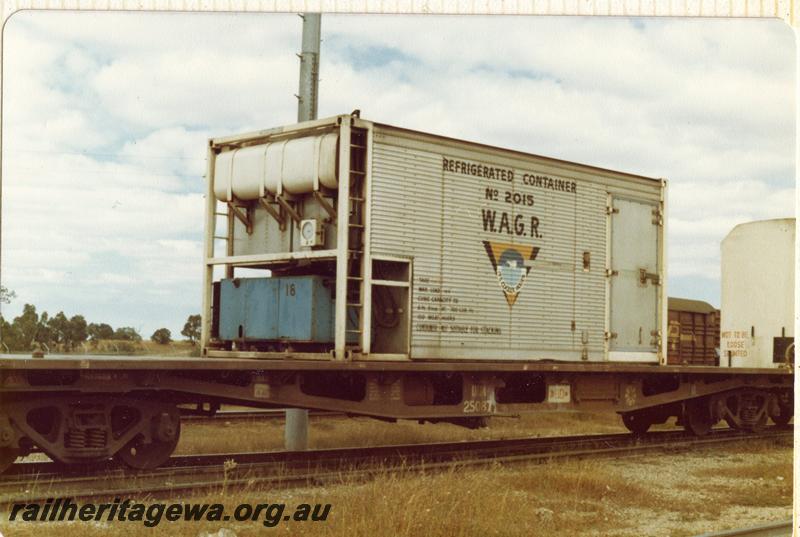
[608,197,660,355]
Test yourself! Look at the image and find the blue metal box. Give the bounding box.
[219,276,343,343]
[218,278,279,341]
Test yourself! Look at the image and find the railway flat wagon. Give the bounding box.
[0,114,792,473]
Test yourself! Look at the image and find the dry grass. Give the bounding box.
[175,410,647,455]
[0,462,673,537]
[693,461,792,480]
[75,339,197,356]
[3,412,789,537]
[1,441,791,537]
[690,459,793,509]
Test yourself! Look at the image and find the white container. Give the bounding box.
[367,125,666,362]
[720,218,795,368]
[206,114,668,363]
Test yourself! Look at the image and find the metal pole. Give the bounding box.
[296,13,320,123]
[285,12,320,452]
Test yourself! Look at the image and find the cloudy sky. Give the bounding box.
[0,12,795,338]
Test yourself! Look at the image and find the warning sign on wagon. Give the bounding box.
[721,330,750,359]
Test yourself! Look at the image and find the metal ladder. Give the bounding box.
[345,128,368,351]
[213,206,237,279]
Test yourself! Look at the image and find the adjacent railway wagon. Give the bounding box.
[667,297,720,366]
[0,113,792,473]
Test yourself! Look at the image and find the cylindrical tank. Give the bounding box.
[720,218,795,368]
[213,132,339,201]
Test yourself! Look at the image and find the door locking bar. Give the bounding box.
[639,269,660,286]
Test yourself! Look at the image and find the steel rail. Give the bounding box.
[0,427,790,504]
[3,426,738,477]
[692,520,793,537]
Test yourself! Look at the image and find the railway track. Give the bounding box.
[0,426,789,503]
[693,520,793,537]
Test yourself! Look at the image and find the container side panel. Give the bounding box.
[573,182,608,357]
[370,131,634,361]
[244,279,279,340]
[369,143,444,351]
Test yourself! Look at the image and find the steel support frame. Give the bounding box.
[0,367,791,423]
[200,143,218,351]
[201,115,353,357]
[200,115,394,363]
[333,116,352,360]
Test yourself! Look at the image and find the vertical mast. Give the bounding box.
[296,13,320,123]
[285,12,321,452]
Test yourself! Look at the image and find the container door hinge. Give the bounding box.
[604,331,618,341]
[605,268,618,277]
[650,329,661,347]
[606,205,619,215]
[651,207,664,226]
[638,269,661,286]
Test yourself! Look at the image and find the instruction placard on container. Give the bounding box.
[547,384,571,404]
[721,330,750,359]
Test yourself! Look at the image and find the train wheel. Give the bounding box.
[739,391,769,432]
[770,392,793,428]
[115,408,180,470]
[717,390,771,432]
[683,399,714,436]
[621,411,652,434]
[744,413,768,432]
[0,446,20,473]
[770,407,793,428]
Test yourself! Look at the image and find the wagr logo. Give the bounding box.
[482,241,540,307]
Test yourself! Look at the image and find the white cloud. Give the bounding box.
[90,51,295,129]
[119,127,210,179]
[0,12,794,332]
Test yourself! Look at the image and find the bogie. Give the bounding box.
[0,397,181,471]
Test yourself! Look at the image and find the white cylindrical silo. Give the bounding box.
[720,218,795,368]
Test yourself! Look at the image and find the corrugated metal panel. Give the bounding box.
[666,303,720,366]
[369,126,651,361]
[372,127,663,202]
[574,182,608,357]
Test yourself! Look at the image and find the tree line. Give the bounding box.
[0,294,201,353]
